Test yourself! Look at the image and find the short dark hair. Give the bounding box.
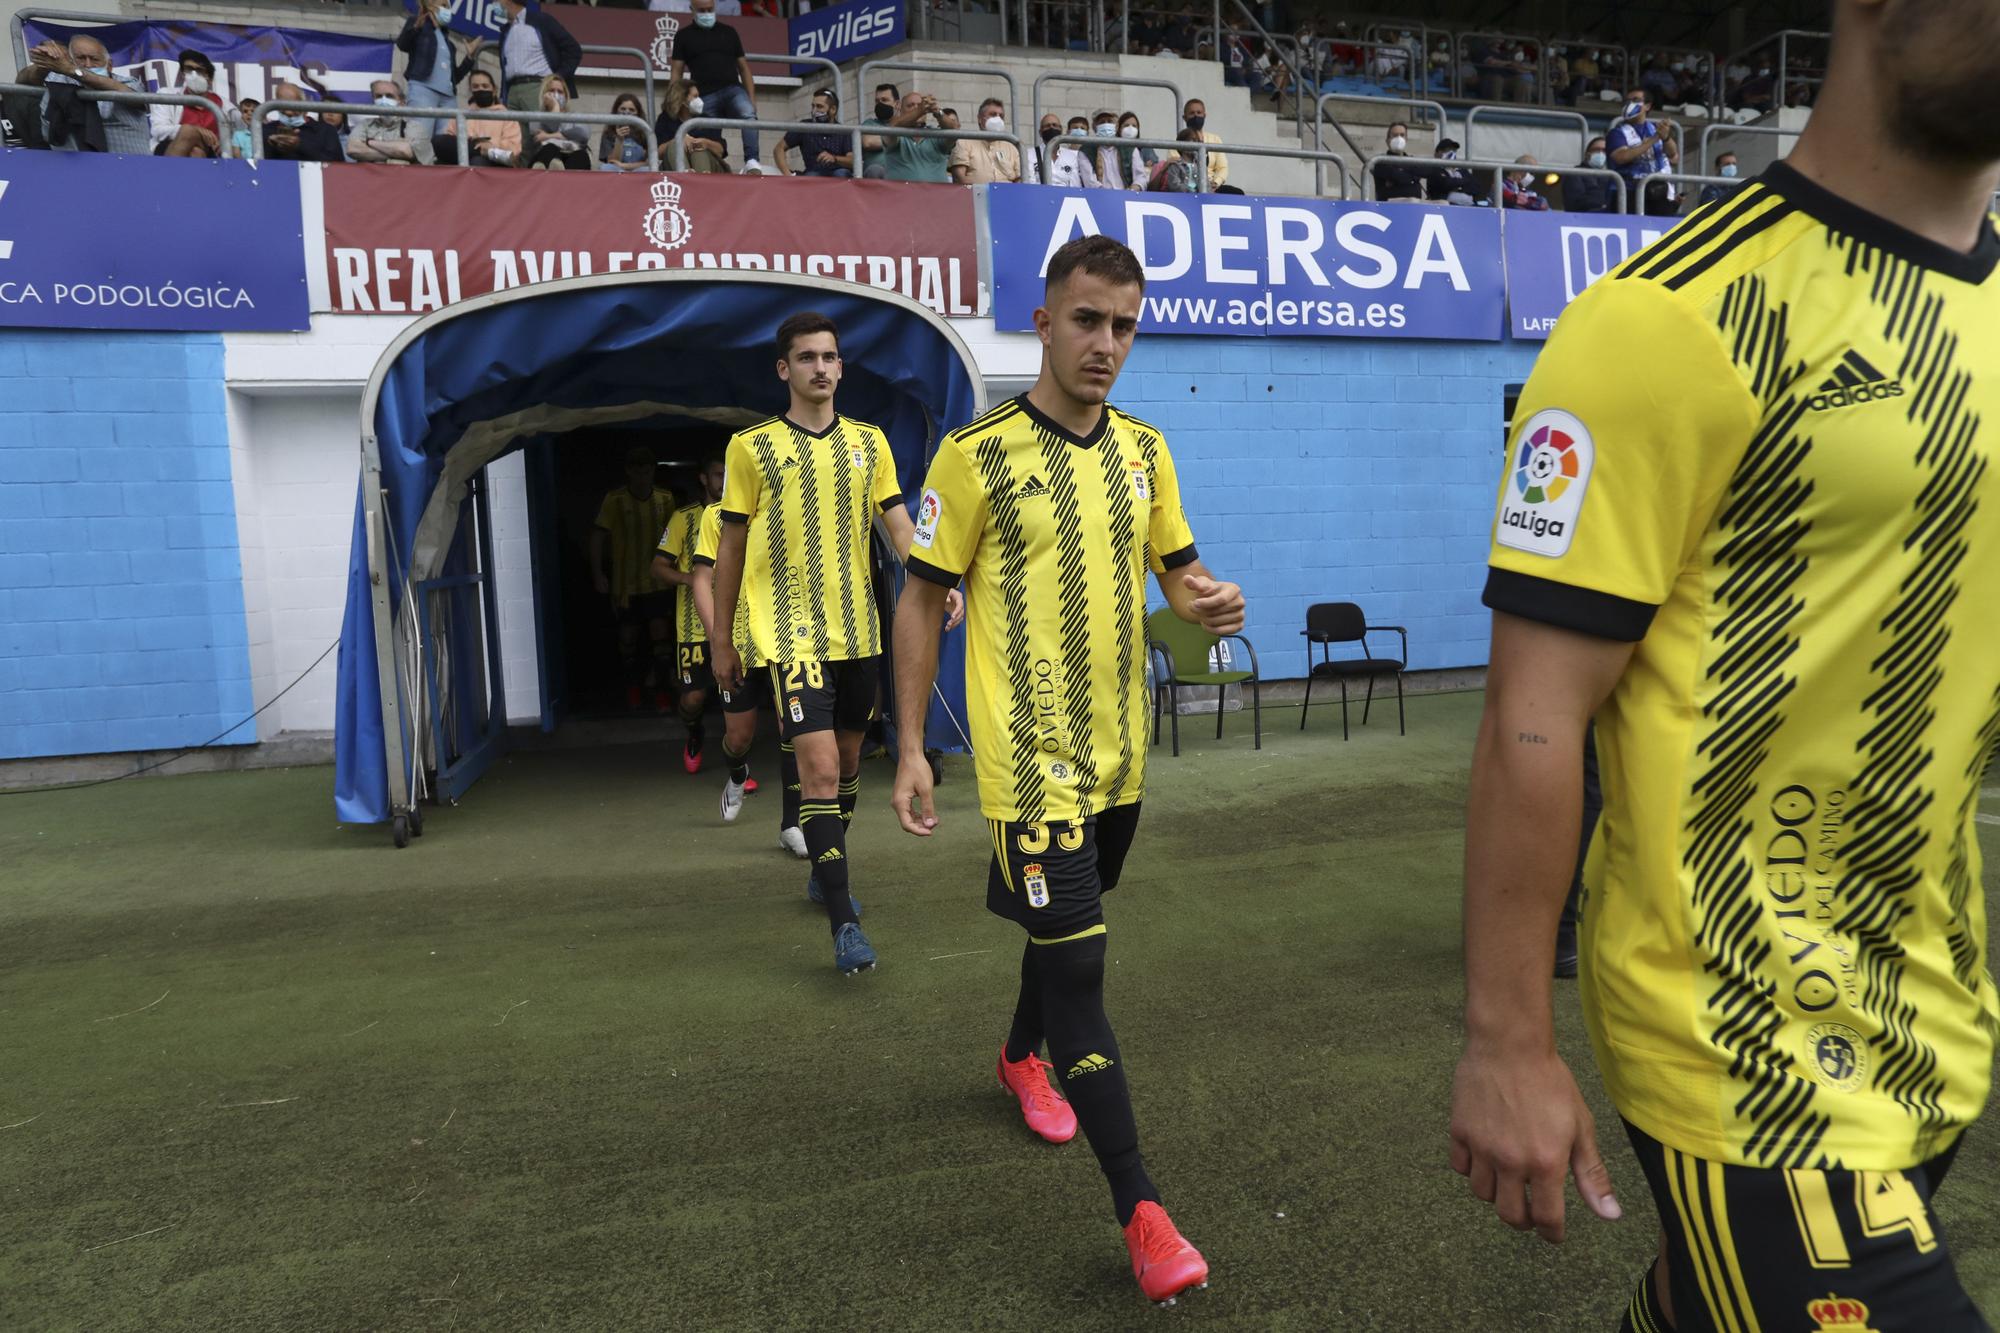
[874,82,899,99]
[815,87,838,106]
[1044,234,1145,298]
[468,69,496,88]
[979,96,1003,115]
[776,310,840,360]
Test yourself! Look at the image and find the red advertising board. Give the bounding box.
[547,5,795,79]
[319,165,984,318]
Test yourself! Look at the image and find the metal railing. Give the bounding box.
[1644,171,1745,212]
[1317,37,1427,97]
[1224,0,1361,200]
[1053,132,1346,198]
[0,78,243,152]
[1464,104,1591,162]
[1317,91,1448,136]
[1365,153,1629,213]
[682,119,1025,180]
[1724,28,1829,113]
[1031,71,1181,153]
[675,115,862,173]
[860,57,1020,146]
[752,50,844,121]
[1630,45,1720,110]
[1698,118,1801,175]
[578,44,653,128]
[1456,30,1545,105]
[244,100,656,170]
[1362,24,1444,92]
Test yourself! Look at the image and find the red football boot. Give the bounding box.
[744,778,760,794]
[682,742,703,775]
[1123,1202,1209,1306]
[625,684,643,711]
[996,1047,1077,1144]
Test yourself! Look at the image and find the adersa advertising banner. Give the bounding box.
[550,5,794,80]
[987,184,1505,340]
[1502,210,1682,340]
[0,151,309,332]
[789,0,904,68]
[320,166,984,318]
[20,18,395,105]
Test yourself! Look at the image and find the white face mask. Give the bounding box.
[694,10,716,26]
[1119,124,1138,139]
[983,114,1004,132]
[183,72,209,94]
[374,94,398,107]
[1623,100,1645,120]
[1388,134,1407,152]
[1587,151,1607,169]
[1720,163,1739,178]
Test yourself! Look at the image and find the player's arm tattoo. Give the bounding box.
[1516,731,1549,744]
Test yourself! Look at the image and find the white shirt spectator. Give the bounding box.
[148,95,231,153]
[502,18,552,78]
[1036,141,1098,188]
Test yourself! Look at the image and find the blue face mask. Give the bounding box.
[1094,122,1115,137]
[694,11,716,26]
[1720,162,1739,178]
[1623,100,1645,121]
[280,112,305,127]
[83,65,109,77]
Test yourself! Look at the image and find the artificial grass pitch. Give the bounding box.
[2,692,1996,1330]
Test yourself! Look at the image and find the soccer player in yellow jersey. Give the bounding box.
[591,445,678,712]
[710,311,961,975]
[654,454,727,774]
[1450,2,2000,1328]
[889,236,1245,1307]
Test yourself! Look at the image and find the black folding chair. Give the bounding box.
[1300,602,1407,739]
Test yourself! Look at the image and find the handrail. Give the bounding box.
[0,78,248,152]
[1052,132,1346,198]
[1321,37,1426,96]
[1031,71,1180,153]
[860,57,1019,145]
[10,7,125,71]
[1723,28,1830,112]
[1455,29,1548,105]
[1316,91,1447,134]
[750,49,844,123]
[1365,151,1501,208]
[1697,118,1801,174]
[1361,23,1441,92]
[1224,0,1354,196]
[683,119,1024,179]
[246,98,473,167]
[675,115,861,174]
[1463,103,1591,161]
[1629,44,1720,110]
[1365,152,1628,213]
[577,44,654,129]
[1643,171,1745,211]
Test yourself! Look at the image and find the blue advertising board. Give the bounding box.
[0,151,309,332]
[789,0,904,67]
[1501,210,1682,340]
[22,17,396,103]
[988,184,1505,339]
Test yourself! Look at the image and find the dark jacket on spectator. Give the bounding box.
[263,116,345,162]
[1563,172,1619,213]
[1372,154,1425,201]
[396,16,479,88]
[504,9,582,96]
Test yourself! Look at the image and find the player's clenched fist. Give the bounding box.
[1182,574,1244,636]
[1448,1039,1621,1245]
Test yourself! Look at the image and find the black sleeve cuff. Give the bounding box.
[691,555,715,568]
[1482,568,1657,642]
[906,555,962,588]
[878,495,906,513]
[1159,544,1199,571]
[719,510,748,525]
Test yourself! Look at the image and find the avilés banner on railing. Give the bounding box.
[319,165,984,318]
[19,17,395,104]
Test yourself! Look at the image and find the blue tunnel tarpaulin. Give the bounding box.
[335,273,984,826]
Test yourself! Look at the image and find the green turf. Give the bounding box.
[2,692,1995,1330]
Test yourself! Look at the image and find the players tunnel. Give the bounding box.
[332,271,986,844]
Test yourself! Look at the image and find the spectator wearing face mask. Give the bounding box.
[1033,112,1098,187]
[879,90,955,183]
[1699,151,1745,206]
[1563,136,1619,213]
[1606,86,1679,216]
[1423,136,1478,206]
[261,82,345,162]
[1567,48,1602,101]
[860,82,897,179]
[232,98,258,158]
[456,69,522,167]
[1502,155,1550,210]
[18,35,149,154]
[1174,98,1230,192]
[398,0,484,113]
[670,0,764,175]
[1087,109,1129,188]
[349,79,438,165]
[657,78,727,172]
[524,74,589,170]
[496,0,579,113]
[1109,112,1153,191]
[1469,36,1535,103]
[149,49,225,158]
[1373,120,1424,202]
[778,87,852,177]
[597,92,650,172]
[947,97,1020,184]
[1732,62,1776,113]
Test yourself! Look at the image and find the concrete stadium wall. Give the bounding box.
[0,329,255,760]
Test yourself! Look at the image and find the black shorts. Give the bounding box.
[677,641,714,695]
[1622,1120,1985,1332]
[719,665,766,715]
[617,591,674,628]
[986,802,1141,943]
[768,657,878,737]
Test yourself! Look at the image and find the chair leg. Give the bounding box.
[1216,684,1226,740]
[1340,678,1349,741]
[1300,673,1313,730]
[1251,677,1261,750]
[1153,682,1163,746]
[1397,673,1406,736]
[1363,673,1376,726]
[1169,683,1181,757]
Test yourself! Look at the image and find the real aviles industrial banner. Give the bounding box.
[987,184,1508,340]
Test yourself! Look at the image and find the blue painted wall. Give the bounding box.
[0,330,253,760]
[1116,336,1542,678]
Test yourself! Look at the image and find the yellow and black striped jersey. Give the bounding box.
[719,414,901,665]
[594,485,677,610]
[692,497,763,669]
[1486,162,2000,1171]
[908,396,1198,826]
[657,502,708,645]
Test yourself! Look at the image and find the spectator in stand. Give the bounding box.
[781,87,853,177]
[151,50,225,158]
[1176,98,1233,193]
[524,74,590,170]
[1607,85,1679,216]
[1563,135,1620,212]
[1032,112,1096,187]
[398,0,483,113]
[939,107,961,131]
[1159,7,1195,58]
[1221,19,1251,88]
[1372,121,1425,201]
[1470,36,1535,103]
[1110,111,1154,190]
[232,97,258,158]
[18,35,148,154]
[1732,61,1776,113]
[598,92,651,171]
[1254,43,1293,106]
[860,82,897,179]
[879,89,955,183]
[657,78,728,171]
[947,97,1020,184]
[1502,155,1550,210]
[670,0,764,175]
[261,83,345,162]
[457,69,522,166]
[1699,151,1744,206]
[1640,57,1680,105]
[1566,48,1602,102]
[1087,109,1129,188]
[320,107,354,159]
[1544,47,1571,104]
[1424,137,1478,205]
[1145,128,1201,190]
[349,78,438,165]
[496,0,578,113]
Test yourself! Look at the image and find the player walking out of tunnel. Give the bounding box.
[1450,2,2000,1328]
[591,445,677,712]
[890,235,1245,1307]
[709,311,960,975]
[654,454,728,774]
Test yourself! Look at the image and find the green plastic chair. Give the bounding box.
[1146,608,1261,756]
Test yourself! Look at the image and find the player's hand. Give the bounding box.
[891,751,937,836]
[944,587,965,632]
[1183,574,1244,636]
[1448,1039,1621,1244]
[710,642,744,692]
[592,570,611,596]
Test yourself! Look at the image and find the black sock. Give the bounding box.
[723,742,750,786]
[1619,1264,1669,1333]
[1004,941,1043,1063]
[801,802,857,932]
[680,702,705,755]
[781,742,801,831]
[1039,934,1157,1225]
[838,771,860,823]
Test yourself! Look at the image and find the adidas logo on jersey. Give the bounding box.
[779,455,800,468]
[1018,474,1051,499]
[1808,351,1903,412]
[1068,1052,1114,1078]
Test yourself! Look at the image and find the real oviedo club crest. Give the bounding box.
[650,15,679,69]
[643,177,694,253]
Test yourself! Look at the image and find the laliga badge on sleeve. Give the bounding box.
[913,487,942,549]
[1495,408,1593,558]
